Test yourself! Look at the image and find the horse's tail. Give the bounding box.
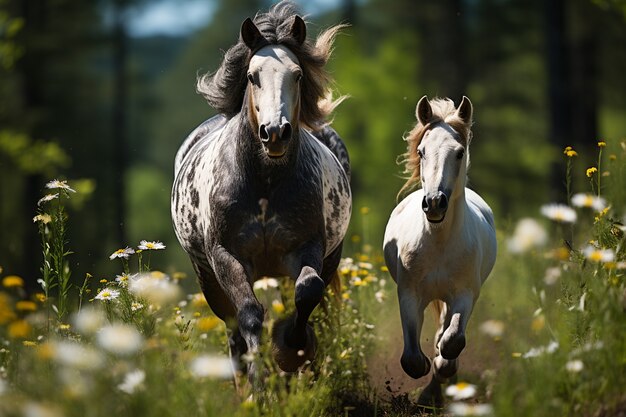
[431,299,444,321]
[320,269,342,317]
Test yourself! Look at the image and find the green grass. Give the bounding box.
[1,141,625,416]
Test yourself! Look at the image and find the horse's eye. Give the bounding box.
[457,149,465,160]
[247,73,255,84]
[295,72,302,83]
[417,149,424,159]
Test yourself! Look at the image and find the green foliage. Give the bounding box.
[0,131,70,176]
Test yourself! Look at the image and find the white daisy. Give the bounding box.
[94,288,120,301]
[565,359,584,373]
[97,324,144,355]
[445,382,477,401]
[128,273,181,306]
[71,307,105,335]
[523,340,559,358]
[130,302,144,312]
[571,193,607,212]
[118,369,146,394]
[109,247,135,260]
[37,193,59,206]
[45,179,76,193]
[49,341,104,370]
[479,319,505,338]
[253,277,279,291]
[448,402,494,416]
[374,290,385,303]
[582,245,615,263]
[137,240,166,251]
[115,273,136,287]
[540,204,577,224]
[189,354,235,379]
[507,218,548,253]
[543,267,561,286]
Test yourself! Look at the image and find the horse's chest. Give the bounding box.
[403,242,475,297]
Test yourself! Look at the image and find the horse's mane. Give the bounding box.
[197,1,345,131]
[398,98,473,200]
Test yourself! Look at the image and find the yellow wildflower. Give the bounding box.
[380,265,389,272]
[193,312,201,318]
[342,292,350,300]
[22,341,37,347]
[35,293,46,302]
[172,272,187,281]
[2,275,24,288]
[190,293,209,309]
[15,301,37,312]
[58,323,71,331]
[598,141,606,147]
[511,352,522,358]
[271,300,285,315]
[360,207,370,215]
[586,167,597,177]
[0,293,17,325]
[99,279,108,284]
[196,316,221,332]
[609,154,617,161]
[563,146,578,157]
[8,320,32,339]
[37,342,54,360]
[531,315,545,332]
[32,213,52,224]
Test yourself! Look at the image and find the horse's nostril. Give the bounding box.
[439,194,448,210]
[422,196,429,212]
[259,124,269,141]
[281,122,292,140]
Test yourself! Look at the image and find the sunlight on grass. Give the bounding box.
[1,139,626,416]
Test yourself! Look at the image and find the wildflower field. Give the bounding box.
[1,141,626,417]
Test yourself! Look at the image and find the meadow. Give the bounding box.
[0,140,625,417]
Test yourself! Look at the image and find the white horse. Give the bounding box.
[383,96,497,407]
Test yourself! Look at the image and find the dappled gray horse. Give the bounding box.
[383,96,497,407]
[171,2,351,378]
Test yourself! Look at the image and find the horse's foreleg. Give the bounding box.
[438,291,474,360]
[397,279,430,379]
[271,242,327,372]
[211,246,264,378]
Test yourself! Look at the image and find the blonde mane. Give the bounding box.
[398,98,473,200]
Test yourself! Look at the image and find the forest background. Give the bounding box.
[1,0,625,291]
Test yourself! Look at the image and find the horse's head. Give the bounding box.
[415,96,473,223]
[240,16,306,159]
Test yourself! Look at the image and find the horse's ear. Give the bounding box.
[456,96,473,124]
[416,95,433,125]
[241,18,263,50]
[291,15,307,45]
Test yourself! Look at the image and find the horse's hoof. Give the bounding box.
[271,318,316,373]
[439,332,465,360]
[417,376,444,410]
[433,355,458,379]
[400,351,431,379]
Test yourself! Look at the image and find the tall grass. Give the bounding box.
[0,140,625,416]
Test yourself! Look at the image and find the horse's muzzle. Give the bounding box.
[422,191,448,223]
[260,121,292,158]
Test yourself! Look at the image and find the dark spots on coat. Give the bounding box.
[190,188,200,208]
[189,214,199,234]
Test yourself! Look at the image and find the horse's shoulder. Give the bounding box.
[175,114,229,175]
[465,188,495,229]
